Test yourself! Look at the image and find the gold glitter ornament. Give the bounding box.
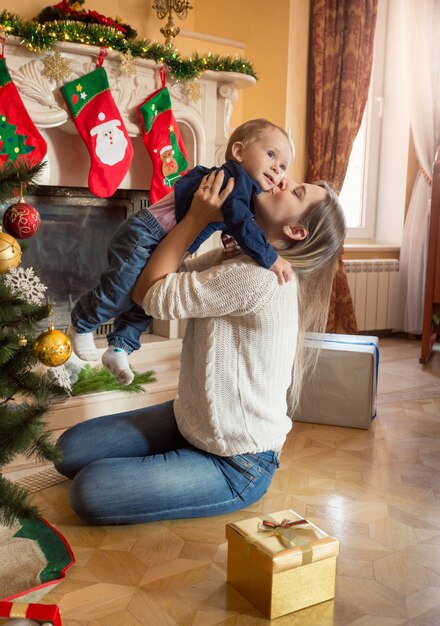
[43,51,72,82]
[181,80,201,102]
[18,335,28,347]
[0,230,22,274]
[120,50,136,77]
[33,323,72,367]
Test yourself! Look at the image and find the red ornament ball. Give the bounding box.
[2,201,41,239]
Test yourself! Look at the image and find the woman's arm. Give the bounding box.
[131,170,234,306]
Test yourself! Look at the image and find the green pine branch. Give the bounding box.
[27,432,62,465]
[71,364,156,396]
[0,475,40,526]
[0,160,46,203]
[0,402,49,464]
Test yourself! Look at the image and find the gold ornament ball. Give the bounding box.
[0,231,22,274]
[34,324,72,367]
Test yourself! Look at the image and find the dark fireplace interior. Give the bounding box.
[1,186,149,332]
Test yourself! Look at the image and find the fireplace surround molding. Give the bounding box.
[5,36,256,189]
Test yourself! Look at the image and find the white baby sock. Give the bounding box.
[67,325,99,361]
[102,347,135,386]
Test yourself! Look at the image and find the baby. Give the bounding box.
[68,118,294,384]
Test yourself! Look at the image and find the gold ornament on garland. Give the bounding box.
[17,335,28,347]
[43,50,72,82]
[0,229,22,274]
[33,322,72,367]
[119,50,136,77]
[181,79,201,102]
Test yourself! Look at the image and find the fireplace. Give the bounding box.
[3,36,256,339]
[6,186,149,333]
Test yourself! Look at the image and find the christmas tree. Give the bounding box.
[0,114,35,162]
[0,160,65,526]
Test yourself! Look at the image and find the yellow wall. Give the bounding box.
[191,0,310,180]
[3,0,310,179]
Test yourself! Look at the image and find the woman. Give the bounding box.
[55,170,345,525]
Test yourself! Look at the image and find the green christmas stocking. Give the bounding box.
[137,85,189,203]
[0,57,47,166]
[61,66,134,198]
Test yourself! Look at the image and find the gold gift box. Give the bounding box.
[226,509,339,619]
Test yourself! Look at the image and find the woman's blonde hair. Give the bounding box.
[278,182,346,414]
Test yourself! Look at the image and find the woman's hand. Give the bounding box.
[221,233,242,260]
[131,169,234,306]
[187,169,235,228]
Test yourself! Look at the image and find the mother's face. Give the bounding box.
[254,181,327,228]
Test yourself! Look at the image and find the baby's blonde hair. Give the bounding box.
[225,118,294,162]
[278,182,346,414]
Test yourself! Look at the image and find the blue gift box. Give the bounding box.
[295,333,379,429]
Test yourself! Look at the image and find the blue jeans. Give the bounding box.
[55,400,280,525]
[71,209,166,354]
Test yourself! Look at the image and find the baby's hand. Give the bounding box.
[270,255,292,285]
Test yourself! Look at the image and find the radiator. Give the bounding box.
[343,259,400,331]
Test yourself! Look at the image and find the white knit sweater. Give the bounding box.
[143,249,298,456]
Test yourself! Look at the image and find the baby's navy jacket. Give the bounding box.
[173,160,278,269]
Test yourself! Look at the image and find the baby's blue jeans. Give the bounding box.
[55,400,280,525]
[71,208,166,353]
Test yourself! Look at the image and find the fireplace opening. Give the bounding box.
[1,186,149,334]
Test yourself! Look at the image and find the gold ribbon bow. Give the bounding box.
[256,515,319,565]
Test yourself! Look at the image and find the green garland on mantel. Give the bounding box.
[0,10,257,81]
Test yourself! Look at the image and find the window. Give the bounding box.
[340,0,387,240]
[339,112,367,229]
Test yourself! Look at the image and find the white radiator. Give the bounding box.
[343,259,400,331]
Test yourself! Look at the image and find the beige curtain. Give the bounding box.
[397,0,440,334]
[306,0,378,334]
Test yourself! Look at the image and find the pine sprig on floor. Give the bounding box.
[71,364,156,396]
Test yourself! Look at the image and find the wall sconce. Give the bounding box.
[152,0,193,46]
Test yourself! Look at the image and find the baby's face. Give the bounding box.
[239,127,292,191]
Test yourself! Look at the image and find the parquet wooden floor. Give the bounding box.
[32,337,440,625]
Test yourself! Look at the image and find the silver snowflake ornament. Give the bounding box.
[47,363,72,393]
[3,266,48,304]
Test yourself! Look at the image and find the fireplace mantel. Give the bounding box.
[4,37,256,339]
[5,36,256,188]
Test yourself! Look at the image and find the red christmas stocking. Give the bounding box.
[0,57,47,166]
[137,82,189,203]
[61,64,133,198]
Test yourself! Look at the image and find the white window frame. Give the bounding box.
[344,0,388,241]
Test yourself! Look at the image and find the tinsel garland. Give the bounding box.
[0,10,257,81]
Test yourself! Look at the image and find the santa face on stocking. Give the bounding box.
[60,67,134,197]
[90,113,129,166]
